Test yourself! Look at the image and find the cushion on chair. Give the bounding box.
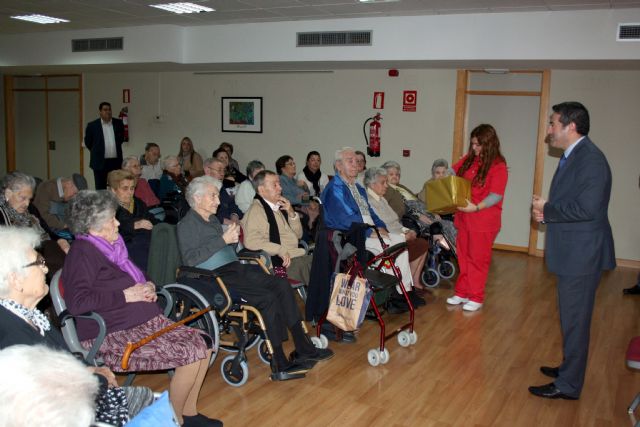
[627,336,640,369]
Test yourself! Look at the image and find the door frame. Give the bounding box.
[4,74,83,178]
[452,69,550,256]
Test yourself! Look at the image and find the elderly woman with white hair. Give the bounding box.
[381,160,457,249]
[158,155,189,201]
[0,226,156,426]
[60,190,221,427]
[122,155,161,208]
[0,344,100,427]
[1,171,68,279]
[178,176,333,381]
[364,167,430,294]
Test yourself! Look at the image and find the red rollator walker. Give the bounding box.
[315,225,418,366]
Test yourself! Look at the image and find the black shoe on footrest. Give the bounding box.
[270,360,308,381]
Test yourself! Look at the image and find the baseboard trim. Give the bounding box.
[499,247,639,269]
[493,243,528,253]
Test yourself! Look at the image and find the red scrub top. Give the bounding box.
[452,155,508,232]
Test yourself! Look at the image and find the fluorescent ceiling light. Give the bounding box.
[359,0,400,3]
[11,14,69,24]
[150,2,215,14]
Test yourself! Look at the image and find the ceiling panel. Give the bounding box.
[0,0,638,35]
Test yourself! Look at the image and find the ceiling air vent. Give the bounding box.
[617,24,640,41]
[72,37,124,52]
[297,31,372,47]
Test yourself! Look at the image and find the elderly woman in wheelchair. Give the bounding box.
[60,190,220,427]
[177,176,333,381]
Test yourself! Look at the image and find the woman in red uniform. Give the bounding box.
[446,124,508,311]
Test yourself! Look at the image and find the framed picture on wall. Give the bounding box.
[221,97,263,133]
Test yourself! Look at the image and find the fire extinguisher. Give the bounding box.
[119,106,129,142]
[363,113,382,157]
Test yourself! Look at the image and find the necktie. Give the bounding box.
[559,154,567,169]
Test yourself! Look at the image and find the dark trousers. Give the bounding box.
[555,271,601,397]
[216,262,302,346]
[93,158,122,190]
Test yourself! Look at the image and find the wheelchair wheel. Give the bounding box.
[220,355,249,387]
[257,339,272,365]
[421,268,440,288]
[438,260,456,279]
[164,284,220,366]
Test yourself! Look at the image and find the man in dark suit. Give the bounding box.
[530,102,616,400]
[84,102,125,189]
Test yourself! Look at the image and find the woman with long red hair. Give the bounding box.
[446,124,508,311]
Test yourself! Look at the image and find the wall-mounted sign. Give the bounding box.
[373,91,385,109]
[123,89,131,104]
[402,90,417,112]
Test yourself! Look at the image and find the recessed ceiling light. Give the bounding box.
[150,2,215,14]
[11,14,69,24]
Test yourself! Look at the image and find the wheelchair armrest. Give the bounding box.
[59,310,107,366]
[177,265,221,279]
[156,287,174,318]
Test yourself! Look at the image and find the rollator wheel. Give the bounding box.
[421,268,440,288]
[409,331,418,345]
[438,260,456,279]
[367,349,381,367]
[311,334,329,349]
[257,339,272,365]
[397,331,411,348]
[220,355,249,387]
[379,348,390,364]
[164,284,220,367]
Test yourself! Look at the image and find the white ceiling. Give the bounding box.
[2,0,640,35]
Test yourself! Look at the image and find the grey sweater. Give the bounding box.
[177,209,229,267]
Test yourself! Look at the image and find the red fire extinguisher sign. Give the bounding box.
[373,92,384,109]
[402,90,417,112]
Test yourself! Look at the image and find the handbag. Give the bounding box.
[326,272,372,331]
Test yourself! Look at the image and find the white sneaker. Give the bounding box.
[446,295,469,305]
[462,301,483,312]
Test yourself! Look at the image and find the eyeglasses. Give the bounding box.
[23,254,47,270]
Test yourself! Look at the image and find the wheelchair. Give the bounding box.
[164,257,274,387]
[49,269,175,386]
[402,214,458,288]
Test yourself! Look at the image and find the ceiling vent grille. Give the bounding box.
[72,37,124,52]
[297,31,372,47]
[617,24,640,41]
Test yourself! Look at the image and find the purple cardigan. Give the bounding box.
[61,239,162,341]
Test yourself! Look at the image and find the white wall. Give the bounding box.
[83,68,639,261]
[536,70,640,262]
[83,68,457,191]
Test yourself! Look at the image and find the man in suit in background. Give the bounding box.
[84,102,125,189]
[530,101,616,400]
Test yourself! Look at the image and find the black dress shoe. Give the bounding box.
[540,366,559,378]
[407,291,426,307]
[321,324,357,343]
[290,348,335,368]
[387,300,409,314]
[528,383,578,400]
[623,285,640,295]
[182,414,223,427]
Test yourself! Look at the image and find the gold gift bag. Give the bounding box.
[425,176,471,215]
